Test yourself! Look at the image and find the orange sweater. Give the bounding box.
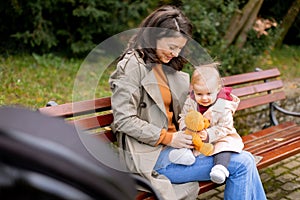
[152,65,176,146]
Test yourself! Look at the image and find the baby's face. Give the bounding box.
[193,82,219,107]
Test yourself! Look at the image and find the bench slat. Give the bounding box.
[69,113,114,130]
[243,121,298,145]
[39,97,111,118]
[136,191,155,200]
[232,80,283,97]
[245,127,300,155]
[223,68,280,86]
[237,91,285,110]
[257,139,300,169]
[251,134,300,157]
[242,121,296,142]
[95,130,117,142]
[198,181,219,194]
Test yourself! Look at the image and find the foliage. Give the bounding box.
[1,0,157,56]
[0,0,288,74]
[181,0,280,75]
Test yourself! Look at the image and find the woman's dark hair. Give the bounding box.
[122,5,193,71]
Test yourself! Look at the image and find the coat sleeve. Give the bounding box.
[109,53,161,146]
[205,98,239,143]
[206,108,237,143]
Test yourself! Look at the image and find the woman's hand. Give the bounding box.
[168,131,193,148]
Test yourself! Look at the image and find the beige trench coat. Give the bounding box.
[179,94,244,155]
[109,51,199,200]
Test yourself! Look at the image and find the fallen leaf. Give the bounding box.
[274,138,284,142]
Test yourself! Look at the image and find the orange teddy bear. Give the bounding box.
[184,110,214,156]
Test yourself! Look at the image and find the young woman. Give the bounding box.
[109,5,267,200]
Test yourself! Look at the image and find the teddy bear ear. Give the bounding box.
[203,118,210,129]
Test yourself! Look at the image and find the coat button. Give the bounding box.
[140,102,147,108]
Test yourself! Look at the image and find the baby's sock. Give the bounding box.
[209,164,229,184]
[169,148,195,165]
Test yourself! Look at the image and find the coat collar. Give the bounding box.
[167,69,189,122]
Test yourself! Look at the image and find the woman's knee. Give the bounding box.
[240,150,255,160]
[231,151,256,170]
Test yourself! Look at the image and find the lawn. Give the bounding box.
[256,45,300,79]
[1,45,299,109]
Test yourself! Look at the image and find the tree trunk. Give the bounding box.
[223,9,243,47]
[274,0,300,48]
[235,0,264,48]
[223,0,264,49]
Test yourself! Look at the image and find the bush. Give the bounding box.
[1,0,156,56]
[1,0,281,74]
[182,0,280,75]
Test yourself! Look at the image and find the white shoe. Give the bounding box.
[169,148,195,165]
[210,164,229,184]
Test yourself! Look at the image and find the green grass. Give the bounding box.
[1,45,299,109]
[0,53,114,109]
[255,45,300,79]
[1,54,78,109]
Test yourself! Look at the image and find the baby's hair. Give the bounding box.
[191,62,222,91]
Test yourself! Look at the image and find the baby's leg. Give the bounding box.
[210,151,232,184]
[214,151,231,167]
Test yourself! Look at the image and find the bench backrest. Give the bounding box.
[39,68,285,142]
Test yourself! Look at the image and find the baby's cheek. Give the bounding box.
[195,96,202,104]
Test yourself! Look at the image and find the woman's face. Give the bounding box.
[156,36,187,63]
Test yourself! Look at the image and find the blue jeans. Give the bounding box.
[156,151,267,200]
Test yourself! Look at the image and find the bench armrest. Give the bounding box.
[270,102,300,125]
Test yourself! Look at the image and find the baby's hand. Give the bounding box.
[193,150,201,157]
[197,130,208,141]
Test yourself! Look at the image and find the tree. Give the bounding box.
[274,0,300,47]
[223,0,264,49]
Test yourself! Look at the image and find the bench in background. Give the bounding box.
[39,68,300,199]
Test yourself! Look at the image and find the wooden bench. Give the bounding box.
[38,67,300,199]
